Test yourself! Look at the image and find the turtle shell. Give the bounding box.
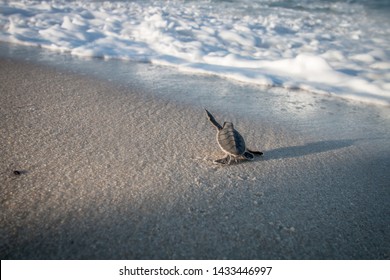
[217,122,246,156]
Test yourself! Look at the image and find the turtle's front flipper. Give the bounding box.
[247,149,263,156]
[214,155,231,165]
[205,109,222,130]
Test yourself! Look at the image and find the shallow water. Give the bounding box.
[1,42,389,143]
[1,0,389,105]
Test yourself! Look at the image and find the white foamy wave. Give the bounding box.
[1,0,389,105]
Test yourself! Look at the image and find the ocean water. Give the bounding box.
[0,0,390,106]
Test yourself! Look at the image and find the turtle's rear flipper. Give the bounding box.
[247,149,263,156]
[214,155,231,165]
[243,151,255,160]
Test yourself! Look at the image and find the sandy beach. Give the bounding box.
[0,57,389,259]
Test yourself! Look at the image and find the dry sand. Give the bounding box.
[0,58,389,259]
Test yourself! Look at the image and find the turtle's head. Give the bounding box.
[222,122,234,129]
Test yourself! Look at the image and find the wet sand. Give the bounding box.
[0,58,389,259]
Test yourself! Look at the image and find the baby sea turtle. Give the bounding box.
[205,109,263,164]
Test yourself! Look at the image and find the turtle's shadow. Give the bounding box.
[211,139,359,166]
[257,139,357,161]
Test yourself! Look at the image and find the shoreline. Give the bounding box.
[1,0,389,106]
[1,58,389,259]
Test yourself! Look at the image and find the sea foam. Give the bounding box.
[0,0,389,106]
